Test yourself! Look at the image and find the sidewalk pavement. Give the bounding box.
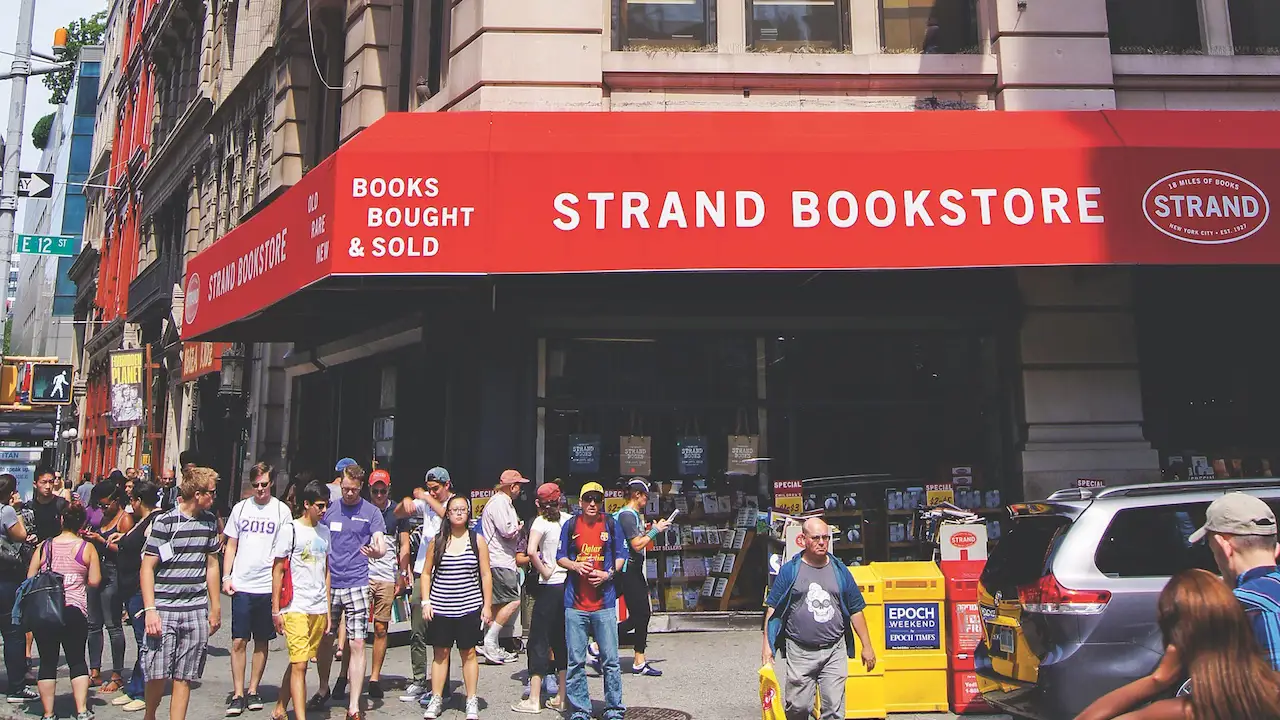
[0,601,1010,720]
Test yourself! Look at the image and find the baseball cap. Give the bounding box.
[500,469,529,485]
[627,478,651,494]
[1189,492,1278,543]
[369,469,391,486]
[335,458,358,473]
[426,467,451,486]
[536,483,562,502]
[580,481,605,499]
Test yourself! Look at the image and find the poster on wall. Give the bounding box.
[569,434,601,474]
[620,435,651,476]
[677,436,707,476]
[109,349,144,428]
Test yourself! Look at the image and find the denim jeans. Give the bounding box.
[565,606,624,720]
[124,592,146,699]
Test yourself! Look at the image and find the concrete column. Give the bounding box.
[1200,0,1234,55]
[991,0,1116,110]
[272,40,309,188]
[1017,267,1160,498]
[850,0,880,54]
[340,0,396,143]
[718,0,746,53]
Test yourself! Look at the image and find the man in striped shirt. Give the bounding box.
[1190,492,1280,669]
[140,466,223,720]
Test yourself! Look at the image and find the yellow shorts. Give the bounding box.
[282,613,326,664]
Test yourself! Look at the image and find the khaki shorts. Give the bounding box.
[370,580,397,623]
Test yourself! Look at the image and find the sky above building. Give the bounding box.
[0,0,107,229]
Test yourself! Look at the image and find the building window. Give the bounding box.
[881,0,980,54]
[748,0,849,51]
[1229,0,1280,55]
[613,0,717,51]
[1107,0,1200,54]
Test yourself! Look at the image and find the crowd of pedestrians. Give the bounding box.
[0,458,672,720]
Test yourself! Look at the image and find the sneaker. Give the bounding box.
[305,692,331,711]
[6,687,37,703]
[227,696,247,716]
[480,645,507,665]
[465,695,480,720]
[246,693,265,711]
[511,697,541,714]
[332,678,348,700]
[367,680,383,699]
[633,663,663,677]
[76,712,95,720]
[112,694,135,706]
[123,699,147,712]
[399,683,427,702]
[422,694,443,720]
[345,713,364,720]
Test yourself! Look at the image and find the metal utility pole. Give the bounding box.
[0,0,69,348]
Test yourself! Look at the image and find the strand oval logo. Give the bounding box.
[1144,170,1269,245]
[184,273,200,325]
[949,531,977,549]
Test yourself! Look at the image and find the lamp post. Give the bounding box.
[218,343,247,509]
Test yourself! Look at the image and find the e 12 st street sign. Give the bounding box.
[16,234,79,257]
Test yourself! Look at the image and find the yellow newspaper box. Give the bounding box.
[872,562,949,713]
[844,565,886,719]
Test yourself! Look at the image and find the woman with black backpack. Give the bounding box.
[26,501,101,720]
[421,495,494,720]
[0,473,33,703]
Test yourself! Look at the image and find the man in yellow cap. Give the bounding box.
[556,482,629,720]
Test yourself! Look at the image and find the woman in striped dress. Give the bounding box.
[421,495,493,720]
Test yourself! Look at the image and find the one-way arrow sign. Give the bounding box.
[17,171,53,199]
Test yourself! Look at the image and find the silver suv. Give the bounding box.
[975,478,1280,720]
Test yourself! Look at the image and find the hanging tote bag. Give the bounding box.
[278,514,296,611]
[17,540,65,632]
[759,664,786,720]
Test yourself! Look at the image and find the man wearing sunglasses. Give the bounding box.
[763,518,876,720]
[222,462,291,716]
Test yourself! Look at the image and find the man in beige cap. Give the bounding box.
[1189,492,1280,669]
[480,469,529,664]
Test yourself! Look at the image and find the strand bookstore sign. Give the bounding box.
[110,350,144,428]
[181,110,1280,340]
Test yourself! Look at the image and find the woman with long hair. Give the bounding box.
[1076,568,1280,720]
[107,479,161,712]
[82,480,132,692]
[512,483,570,714]
[421,495,493,720]
[28,501,101,720]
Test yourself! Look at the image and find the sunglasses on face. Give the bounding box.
[252,482,271,489]
[426,484,444,493]
[371,486,388,494]
[582,496,602,505]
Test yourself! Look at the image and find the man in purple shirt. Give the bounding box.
[305,463,386,720]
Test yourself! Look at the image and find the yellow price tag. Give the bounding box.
[776,495,803,514]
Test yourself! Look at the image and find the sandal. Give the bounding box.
[547,696,564,711]
[101,676,124,693]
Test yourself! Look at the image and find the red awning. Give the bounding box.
[182,110,1280,339]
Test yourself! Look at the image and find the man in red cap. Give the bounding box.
[363,469,407,699]
[479,469,529,664]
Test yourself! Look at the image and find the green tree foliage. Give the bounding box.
[43,10,107,105]
[31,113,55,150]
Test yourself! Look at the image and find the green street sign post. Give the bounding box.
[15,234,79,257]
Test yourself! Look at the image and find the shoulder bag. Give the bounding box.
[17,540,65,631]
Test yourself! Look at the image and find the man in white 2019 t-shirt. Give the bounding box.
[223,462,291,716]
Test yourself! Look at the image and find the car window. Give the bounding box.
[1094,503,1215,578]
[980,516,1072,596]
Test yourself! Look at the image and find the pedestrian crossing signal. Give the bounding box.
[29,364,73,405]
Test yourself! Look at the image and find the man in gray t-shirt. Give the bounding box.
[783,560,846,650]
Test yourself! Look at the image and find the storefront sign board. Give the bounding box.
[470,489,493,519]
[184,111,1280,339]
[182,341,230,382]
[926,482,954,507]
[885,602,941,650]
[773,479,803,515]
[604,489,626,515]
[109,350,145,428]
[568,434,600,474]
